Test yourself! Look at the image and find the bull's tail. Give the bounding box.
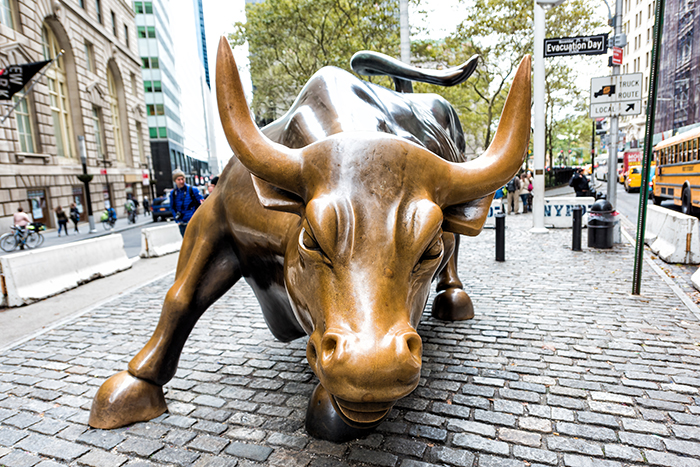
[350,51,478,93]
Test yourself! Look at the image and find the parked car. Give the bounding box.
[152,196,173,222]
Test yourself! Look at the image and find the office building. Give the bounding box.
[0,0,151,230]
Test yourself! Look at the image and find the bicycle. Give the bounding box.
[101,214,117,230]
[0,223,45,252]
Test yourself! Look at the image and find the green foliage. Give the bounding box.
[230,0,603,159]
[413,0,603,156]
[229,0,401,123]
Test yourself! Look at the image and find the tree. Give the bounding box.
[229,0,402,123]
[410,0,603,157]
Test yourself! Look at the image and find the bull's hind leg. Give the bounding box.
[432,234,474,321]
[89,205,241,429]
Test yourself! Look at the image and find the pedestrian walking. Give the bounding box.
[170,169,203,237]
[55,206,68,237]
[143,196,150,216]
[69,203,80,234]
[506,175,521,214]
[124,197,137,224]
[519,173,530,213]
[204,176,219,200]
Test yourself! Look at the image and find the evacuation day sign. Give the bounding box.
[544,34,608,58]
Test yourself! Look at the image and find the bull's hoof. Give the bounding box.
[305,384,377,442]
[431,287,474,321]
[89,371,167,429]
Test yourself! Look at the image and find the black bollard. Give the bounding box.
[572,205,582,251]
[495,212,505,261]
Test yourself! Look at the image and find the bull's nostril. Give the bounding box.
[321,334,339,364]
[307,341,318,369]
[405,334,422,364]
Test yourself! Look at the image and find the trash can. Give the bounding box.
[587,199,615,249]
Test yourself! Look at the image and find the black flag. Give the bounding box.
[0,60,51,100]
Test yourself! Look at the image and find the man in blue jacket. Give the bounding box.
[169,169,203,237]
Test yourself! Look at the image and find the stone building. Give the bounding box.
[0,0,151,230]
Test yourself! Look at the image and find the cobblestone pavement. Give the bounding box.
[2,213,700,467]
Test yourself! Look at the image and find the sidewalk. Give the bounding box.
[1,212,700,467]
[0,214,156,255]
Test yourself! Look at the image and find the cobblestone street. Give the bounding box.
[2,213,700,467]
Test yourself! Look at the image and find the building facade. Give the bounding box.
[135,0,210,197]
[654,0,700,137]
[619,0,655,151]
[0,0,151,230]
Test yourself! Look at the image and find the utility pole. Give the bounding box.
[531,0,566,234]
[606,0,623,210]
[399,0,410,64]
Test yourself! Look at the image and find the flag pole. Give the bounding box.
[0,50,64,124]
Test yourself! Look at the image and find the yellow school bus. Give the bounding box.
[653,127,700,214]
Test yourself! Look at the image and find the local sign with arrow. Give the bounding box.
[589,73,643,118]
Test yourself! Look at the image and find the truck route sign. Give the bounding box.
[589,73,643,118]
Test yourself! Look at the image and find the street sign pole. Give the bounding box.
[606,0,623,213]
[632,0,666,295]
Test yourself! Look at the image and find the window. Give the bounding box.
[13,95,35,153]
[107,68,125,162]
[92,107,105,159]
[95,0,102,23]
[131,73,138,95]
[144,81,152,93]
[158,127,167,138]
[79,0,85,8]
[134,2,143,14]
[146,26,156,38]
[84,41,95,73]
[124,25,129,47]
[111,11,117,36]
[138,27,146,38]
[43,25,75,158]
[141,57,159,69]
[153,80,161,92]
[145,105,164,116]
[144,2,152,13]
[149,127,157,138]
[0,0,14,28]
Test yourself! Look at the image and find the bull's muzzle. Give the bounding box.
[306,327,422,427]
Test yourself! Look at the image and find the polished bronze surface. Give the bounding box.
[89,37,531,440]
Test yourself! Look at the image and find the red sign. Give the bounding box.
[100,168,107,175]
[612,47,623,65]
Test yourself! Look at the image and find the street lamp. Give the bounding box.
[77,136,97,233]
[531,0,566,234]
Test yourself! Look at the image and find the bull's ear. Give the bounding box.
[251,174,305,215]
[441,194,495,236]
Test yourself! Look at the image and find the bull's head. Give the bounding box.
[217,38,530,428]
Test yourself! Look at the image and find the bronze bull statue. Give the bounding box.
[89,38,531,441]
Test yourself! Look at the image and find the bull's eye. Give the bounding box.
[302,228,321,251]
[413,236,443,273]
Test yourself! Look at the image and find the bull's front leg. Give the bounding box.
[431,233,474,321]
[89,204,241,429]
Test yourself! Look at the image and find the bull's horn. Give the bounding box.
[441,55,531,206]
[216,37,303,194]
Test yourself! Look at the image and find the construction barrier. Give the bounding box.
[645,205,700,264]
[0,235,131,307]
[140,223,182,258]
